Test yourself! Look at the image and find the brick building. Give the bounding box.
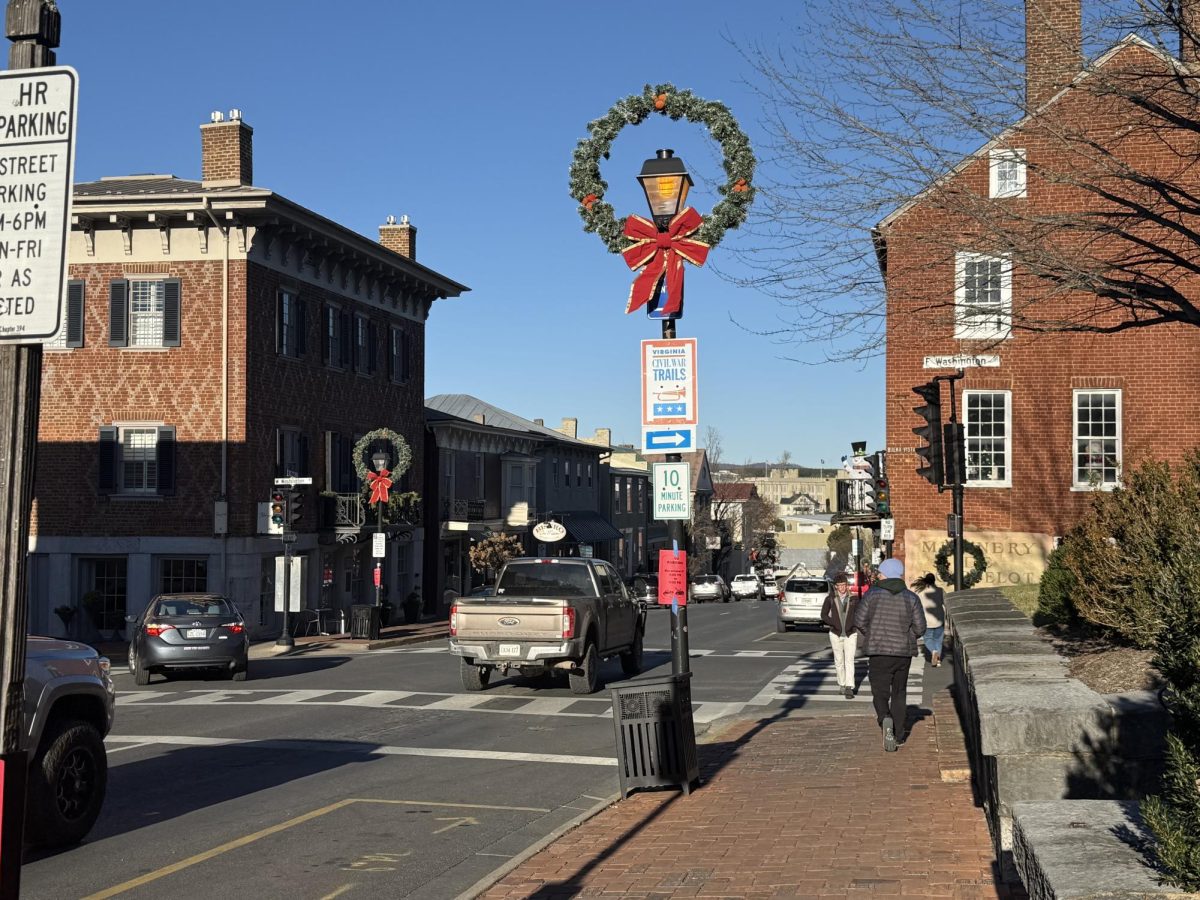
[28,110,467,639]
[879,2,1200,586]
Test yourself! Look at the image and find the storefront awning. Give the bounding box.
[558,510,622,544]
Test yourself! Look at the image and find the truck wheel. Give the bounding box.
[460,658,491,691]
[25,718,108,849]
[620,629,644,677]
[569,642,599,694]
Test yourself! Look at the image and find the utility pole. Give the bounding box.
[942,369,967,591]
[0,6,62,896]
[662,315,690,676]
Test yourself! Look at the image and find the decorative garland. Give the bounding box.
[935,539,988,589]
[569,83,756,254]
[352,428,412,485]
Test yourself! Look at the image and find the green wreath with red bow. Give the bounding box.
[569,84,756,256]
[935,539,988,590]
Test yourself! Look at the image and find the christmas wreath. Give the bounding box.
[352,428,412,484]
[569,83,756,254]
[935,539,988,589]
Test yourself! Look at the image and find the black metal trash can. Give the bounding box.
[610,672,699,797]
[349,604,381,641]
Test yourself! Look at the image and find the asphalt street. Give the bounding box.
[21,598,944,900]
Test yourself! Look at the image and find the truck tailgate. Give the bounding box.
[455,601,565,641]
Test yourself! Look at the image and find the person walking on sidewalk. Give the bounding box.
[854,557,926,752]
[912,572,946,667]
[820,573,860,699]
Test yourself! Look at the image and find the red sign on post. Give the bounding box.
[658,549,688,606]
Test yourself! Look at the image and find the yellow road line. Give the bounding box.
[83,798,549,898]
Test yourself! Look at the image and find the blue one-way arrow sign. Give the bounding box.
[642,427,695,452]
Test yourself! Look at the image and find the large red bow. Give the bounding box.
[622,207,710,315]
[367,468,392,506]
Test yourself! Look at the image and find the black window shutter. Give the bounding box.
[275,428,283,478]
[367,321,378,375]
[108,280,128,347]
[324,431,334,491]
[351,317,361,372]
[299,433,310,477]
[386,328,396,382]
[162,279,181,347]
[340,310,352,368]
[65,279,84,347]
[321,306,330,365]
[276,291,285,354]
[156,426,176,495]
[296,296,306,356]
[98,426,117,493]
[402,333,411,382]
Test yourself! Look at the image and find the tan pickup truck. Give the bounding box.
[448,557,645,694]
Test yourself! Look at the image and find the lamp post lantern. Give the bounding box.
[372,450,389,610]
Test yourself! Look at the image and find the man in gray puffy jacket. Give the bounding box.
[853,557,926,752]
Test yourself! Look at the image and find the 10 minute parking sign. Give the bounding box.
[0,67,77,343]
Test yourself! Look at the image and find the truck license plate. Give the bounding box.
[498,643,521,657]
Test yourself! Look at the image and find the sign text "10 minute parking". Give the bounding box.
[0,68,78,343]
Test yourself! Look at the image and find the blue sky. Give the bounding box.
[57,0,883,466]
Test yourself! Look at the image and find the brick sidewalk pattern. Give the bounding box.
[482,706,1023,899]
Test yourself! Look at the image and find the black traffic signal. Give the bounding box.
[874,452,891,516]
[270,490,287,529]
[943,422,967,487]
[287,487,303,528]
[912,381,945,487]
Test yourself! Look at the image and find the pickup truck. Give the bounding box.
[448,557,645,694]
[23,636,116,847]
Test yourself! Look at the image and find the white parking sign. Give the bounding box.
[652,462,691,521]
[0,68,77,343]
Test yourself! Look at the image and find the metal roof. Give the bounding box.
[425,395,600,450]
[75,176,257,197]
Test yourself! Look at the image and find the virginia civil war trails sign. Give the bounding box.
[0,67,77,343]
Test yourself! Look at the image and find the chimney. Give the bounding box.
[471,413,485,425]
[1181,0,1200,67]
[593,427,612,446]
[533,418,544,427]
[379,214,417,260]
[1025,0,1082,111]
[559,418,578,439]
[201,109,253,187]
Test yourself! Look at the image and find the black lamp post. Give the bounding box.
[372,450,389,610]
[637,149,693,232]
[638,150,693,676]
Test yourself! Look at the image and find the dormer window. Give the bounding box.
[990,148,1026,199]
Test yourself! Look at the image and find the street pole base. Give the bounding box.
[275,634,295,648]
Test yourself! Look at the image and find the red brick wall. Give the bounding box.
[885,43,1200,561]
[34,258,428,540]
[201,120,253,185]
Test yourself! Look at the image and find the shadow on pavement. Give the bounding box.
[241,655,354,681]
[24,738,381,862]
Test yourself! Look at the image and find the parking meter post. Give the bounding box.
[0,4,62,893]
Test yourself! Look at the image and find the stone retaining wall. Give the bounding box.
[945,588,1167,883]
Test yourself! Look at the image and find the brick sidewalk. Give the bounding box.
[481,699,1023,899]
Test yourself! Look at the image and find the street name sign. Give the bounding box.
[274,476,313,486]
[372,532,386,558]
[641,338,698,427]
[652,462,691,521]
[642,426,694,453]
[0,68,77,343]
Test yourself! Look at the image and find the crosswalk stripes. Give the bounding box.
[115,688,745,725]
[748,655,925,707]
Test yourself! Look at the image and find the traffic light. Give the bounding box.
[270,490,287,530]
[859,455,877,513]
[912,381,945,486]
[287,487,303,528]
[874,452,891,517]
[943,422,967,487]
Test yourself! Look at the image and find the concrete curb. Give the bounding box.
[248,628,447,658]
[455,792,620,900]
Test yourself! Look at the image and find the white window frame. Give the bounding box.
[117,423,161,494]
[1072,389,1122,490]
[963,390,1011,488]
[989,148,1027,199]
[129,279,166,348]
[954,252,1012,341]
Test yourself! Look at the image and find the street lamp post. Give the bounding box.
[637,149,693,676]
[372,450,388,611]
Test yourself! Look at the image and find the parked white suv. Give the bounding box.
[777,577,829,631]
[730,574,762,600]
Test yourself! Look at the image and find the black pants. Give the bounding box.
[868,655,911,735]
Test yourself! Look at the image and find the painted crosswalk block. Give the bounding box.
[383,646,802,660]
[748,656,925,708]
[116,688,744,725]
